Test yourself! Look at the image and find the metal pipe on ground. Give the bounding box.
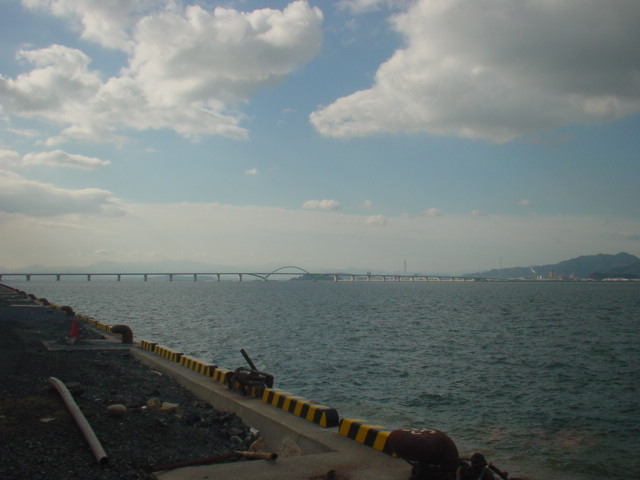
[49,376,109,465]
[111,324,133,343]
[144,450,277,473]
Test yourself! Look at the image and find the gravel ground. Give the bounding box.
[0,284,256,480]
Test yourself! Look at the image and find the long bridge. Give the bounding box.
[0,271,489,283]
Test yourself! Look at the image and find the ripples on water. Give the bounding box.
[13,279,640,480]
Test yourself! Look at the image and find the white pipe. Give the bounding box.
[49,376,108,465]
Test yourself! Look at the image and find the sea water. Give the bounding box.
[9,279,640,480]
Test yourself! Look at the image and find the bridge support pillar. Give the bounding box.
[217,274,220,282]
[26,275,31,281]
[193,274,197,282]
[144,274,148,281]
[238,274,242,282]
[87,274,91,281]
[333,275,338,282]
[117,274,121,281]
[56,275,61,281]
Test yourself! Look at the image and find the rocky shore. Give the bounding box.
[0,284,256,479]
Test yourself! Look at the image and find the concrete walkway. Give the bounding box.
[131,349,412,480]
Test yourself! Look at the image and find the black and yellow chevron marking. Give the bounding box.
[140,340,157,352]
[338,418,394,454]
[261,388,339,428]
[94,321,111,333]
[179,355,217,376]
[211,367,232,384]
[75,314,89,326]
[154,344,183,362]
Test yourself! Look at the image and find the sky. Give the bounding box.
[0,0,639,275]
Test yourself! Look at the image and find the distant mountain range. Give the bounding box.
[467,252,640,279]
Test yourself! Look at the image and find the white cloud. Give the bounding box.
[310,0,640,143]
[7,127,40,138]
[338,0,408,14]
[302,199,342,211]
[425,207,443,217]
[244,168,258,176]
[2,2,324,143]
[0,45,102,119]
[0,148,109,170]
[519,199,531,207]
[22,150,110,169]
[0,149,22,169]
[129,2,323,106]
[362,214,387,226]
[22,0,144,51]
[0,170,121,216]
[360,199,373,209]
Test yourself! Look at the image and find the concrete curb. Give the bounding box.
[130,348,411,480]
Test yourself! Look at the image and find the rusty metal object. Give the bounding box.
[49,377,108,465]
[228,348,274,394]
[457,453,515,480]
[60,305,75,316]
[488,463,511,480]
[241,348,258,370]
[110,324,133,343]
[388,428,459,479]
[227,366,274,395]
[457,453,496,479]
[233,450,278,461]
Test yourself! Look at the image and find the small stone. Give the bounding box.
[159,402,180,414]
[228,427,244,436]
[147,397,162,410]
[249,437,273,453]
[107,404,128,418]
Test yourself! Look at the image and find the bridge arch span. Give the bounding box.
[247,266,313,281]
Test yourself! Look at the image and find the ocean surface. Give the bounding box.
[8,278,640,480]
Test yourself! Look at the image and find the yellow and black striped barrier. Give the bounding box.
[338,418,395,455]
[211,367,233,384]
[261,388,340,428]
[94,321,111,333]
[140,340,157,352]
[179,355,217,377]
[154,344,183,362]
[76,314,94,325]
